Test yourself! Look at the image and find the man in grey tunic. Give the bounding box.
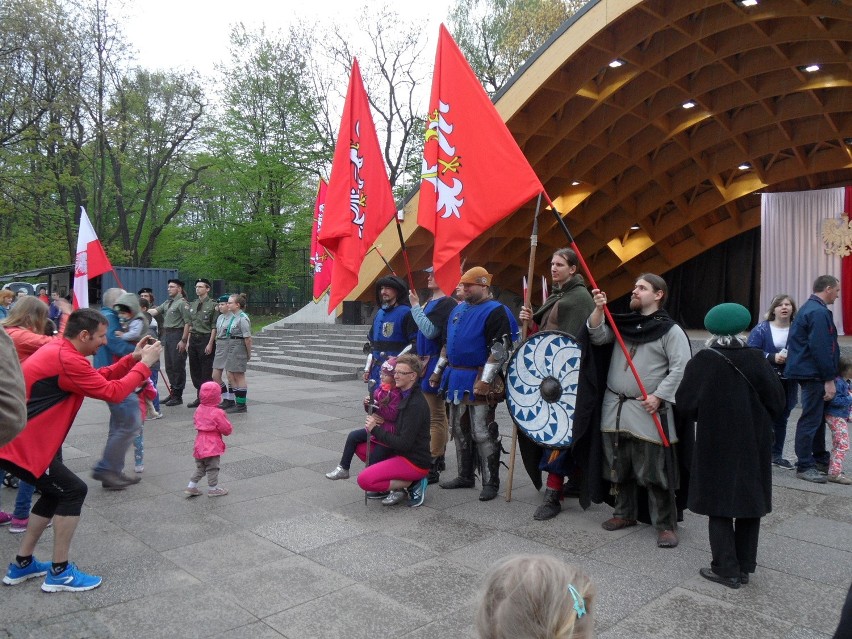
[587,273,691,548]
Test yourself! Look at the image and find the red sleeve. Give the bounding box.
[61,351,151,403]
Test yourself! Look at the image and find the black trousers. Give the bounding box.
[708,515,761,577]
[162,329,187,397]
[188,333,214,395]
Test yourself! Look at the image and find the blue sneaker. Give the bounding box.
[407,477,428,508]
[41,563,102,593]
[3,556,51,585]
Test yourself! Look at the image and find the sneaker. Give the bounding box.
[771,457,794,469]
[325,466,350,480]
[796,468,828,484]
[184,486,202,497]
[407,478,428,507]
[117,473,141,485]
[163,396,182,407]
[3,556,51,585]
[381,489,408,506]
[828,473,852,485]
[134,465,144,473]
[208,486,229,497]
[225,403,247,414]
[815,462,829,475]
[8,517,28,533]
[41,563,102,592]
[0,511,11,526]
[366,491,390,500]
[147,410,163,420]
[186,398,201,408]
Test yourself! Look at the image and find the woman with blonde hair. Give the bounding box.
[476,554,596,639]
[0,289,13,320]
[2,296,71,361]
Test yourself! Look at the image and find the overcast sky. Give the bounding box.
[124,0,453,78]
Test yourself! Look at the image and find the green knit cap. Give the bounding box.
[704,303,751,335]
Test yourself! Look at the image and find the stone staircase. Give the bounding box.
[247,323,368,382]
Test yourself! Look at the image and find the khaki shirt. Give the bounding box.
[188,297,218,335]
[155,294,190,329]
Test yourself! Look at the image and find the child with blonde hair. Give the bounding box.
[476,554,596,639]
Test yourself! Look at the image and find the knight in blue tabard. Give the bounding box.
[429,267,519,501]
[408,267,458,484]
[364,275,417,385]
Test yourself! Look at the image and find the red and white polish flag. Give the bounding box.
[72,208,114,309]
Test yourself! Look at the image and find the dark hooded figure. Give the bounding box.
[364,275,416,385]
[676,303,785,589]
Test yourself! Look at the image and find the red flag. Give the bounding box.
[309,179,333,303]
[73,207,114,309]
[418,24,545,296]
[319,58,397,311]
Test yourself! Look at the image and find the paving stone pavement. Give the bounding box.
[1,370,849,638]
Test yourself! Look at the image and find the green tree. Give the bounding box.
[173,24,319,292]
[449,0,583,96]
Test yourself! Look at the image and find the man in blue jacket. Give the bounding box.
[784,275,840,484]
[90,288,146,490]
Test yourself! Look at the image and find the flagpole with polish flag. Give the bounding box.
[318,58,397,312]
[73,207,117,309]
[418,24,545,297]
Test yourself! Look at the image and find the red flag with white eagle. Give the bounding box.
[73,207,115,309]
[319,58,397,311]
[417,24,545,296]
[309,179,333,303]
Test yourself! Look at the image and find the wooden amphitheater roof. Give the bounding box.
[352,0,852,303]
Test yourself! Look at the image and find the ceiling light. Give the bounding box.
[844,138,852,145]
[571,181,581,186]
[682,101,696,109]
[735,0,758,7]
[799,64,820,73]
[738,163,751,171]
[608,59,625,68]
[630,224,641,231]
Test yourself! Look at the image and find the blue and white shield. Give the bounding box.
[506,330,582,449]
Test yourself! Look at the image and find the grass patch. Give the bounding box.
[249,314,286,334]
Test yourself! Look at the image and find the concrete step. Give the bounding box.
[246,360,359,382]
[257,353,363,374]
[252,342,365,359]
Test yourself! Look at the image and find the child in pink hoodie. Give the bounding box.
[184,381,233,497]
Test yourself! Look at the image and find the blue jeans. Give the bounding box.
[150,370,161,411]
[772,379,799,459]
[794,381,831,471]
[13,480,36,519]
[93,393,141,475]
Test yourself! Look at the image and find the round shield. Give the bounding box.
[505,330,582,449]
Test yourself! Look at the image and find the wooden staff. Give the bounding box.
[505,192,543,502]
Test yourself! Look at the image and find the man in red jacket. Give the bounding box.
[0,308,161,593]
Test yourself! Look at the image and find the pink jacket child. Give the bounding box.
[185,381,233,497]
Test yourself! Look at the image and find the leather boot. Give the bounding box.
[218,399,235,409]
[533,488,562,520]
[440,444,475,489]
[427,458,441,485]
[478,449,501,501]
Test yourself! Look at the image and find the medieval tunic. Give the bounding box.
[589,315,691,444]
[367,304,415,384]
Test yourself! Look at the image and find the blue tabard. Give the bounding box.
[368,304,411,383]
[441,300,510,403]
[418,298,445,395]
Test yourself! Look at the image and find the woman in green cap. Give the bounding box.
[676,303,785,589]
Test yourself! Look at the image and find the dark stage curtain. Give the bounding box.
[609,228,761,330]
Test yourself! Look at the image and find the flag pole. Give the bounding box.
[393,212,414,286]
[370,245,396,275]
[505,192,543,502]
